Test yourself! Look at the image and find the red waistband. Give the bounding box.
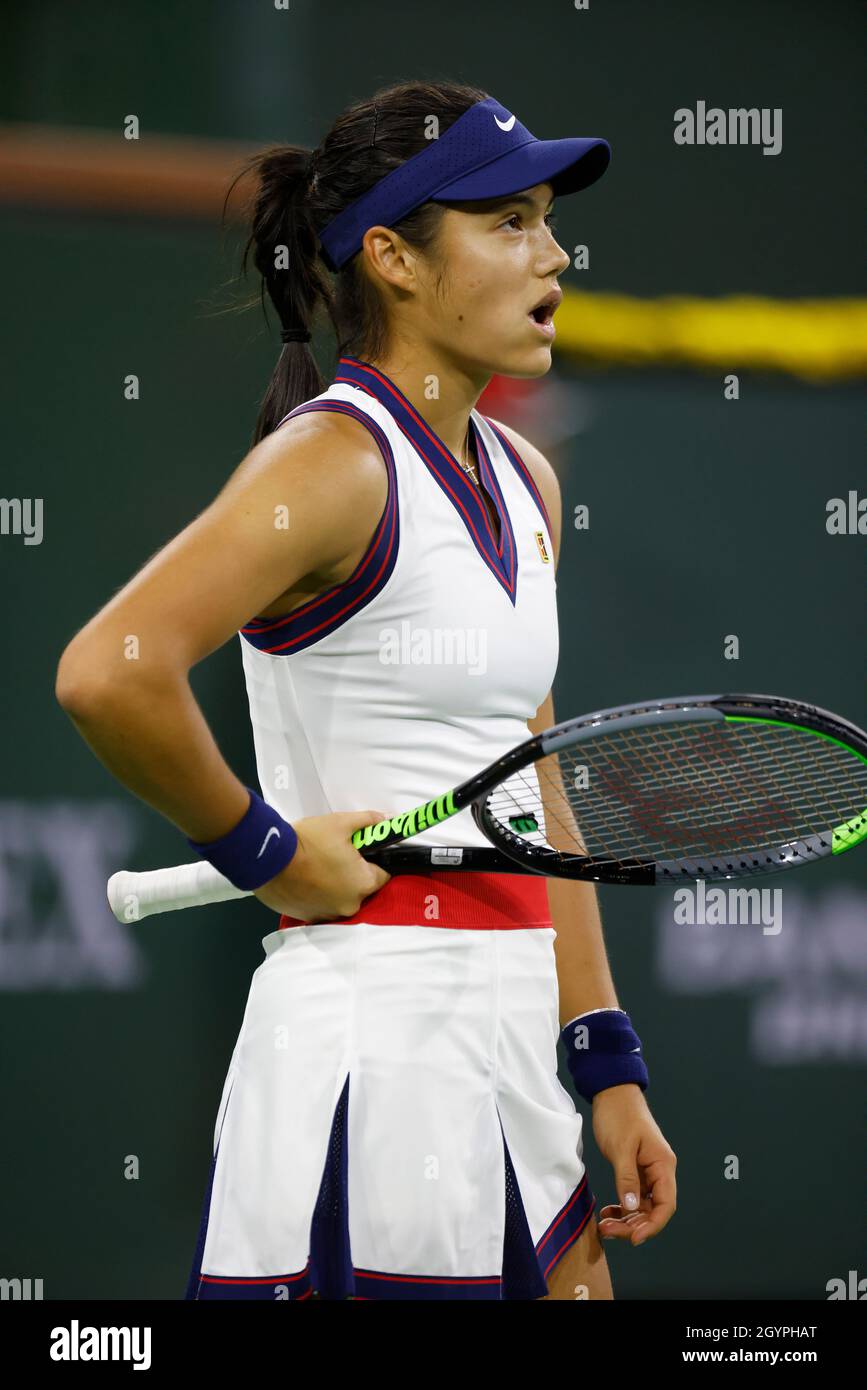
[278,871,552,931]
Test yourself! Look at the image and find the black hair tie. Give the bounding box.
[281,328,311,344]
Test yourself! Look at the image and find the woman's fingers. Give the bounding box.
[598,1210,648,1241]
[599,1199,652,1223]
[598,1185,671,1244]
[628,1166,677,1241]
[598,1216,652,1244]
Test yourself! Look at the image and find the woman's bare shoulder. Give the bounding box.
[231,404,392,620]
[252,404,389,488]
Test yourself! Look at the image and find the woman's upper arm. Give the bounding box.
[56,412,389,699]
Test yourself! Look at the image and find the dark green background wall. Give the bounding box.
[1,0,864,1300]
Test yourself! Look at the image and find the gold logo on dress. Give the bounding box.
[534,530,550,563]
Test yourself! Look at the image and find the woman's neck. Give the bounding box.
[363,349,489,464]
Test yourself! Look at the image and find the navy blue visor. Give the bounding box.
[317,95,610,271]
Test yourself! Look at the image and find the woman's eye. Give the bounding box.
[503,213,558,231]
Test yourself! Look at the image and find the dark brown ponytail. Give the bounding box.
[225,79,488,446]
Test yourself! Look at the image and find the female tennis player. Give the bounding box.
[56,80,676,1300]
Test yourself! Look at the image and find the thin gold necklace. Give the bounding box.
[457,426,479,484]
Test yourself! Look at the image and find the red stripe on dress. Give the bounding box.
[278,870,552,930]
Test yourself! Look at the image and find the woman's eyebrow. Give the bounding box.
[487,193,556,213]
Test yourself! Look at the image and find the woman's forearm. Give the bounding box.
[548,876,620,1027]
[56,669,251,844]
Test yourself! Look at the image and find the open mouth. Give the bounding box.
[527,289,562,329]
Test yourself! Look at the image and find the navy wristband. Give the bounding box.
[560,1008,649,1103]
[186,787,298,891]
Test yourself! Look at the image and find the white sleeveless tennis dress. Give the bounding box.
[184,356,594,1300]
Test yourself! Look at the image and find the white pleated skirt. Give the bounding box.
[184,916,595,1301]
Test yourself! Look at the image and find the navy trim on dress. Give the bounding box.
[238,401,399,654]
[308,1075,354,1299]
[485,417,553,540]
[185,1077,595,1301]
[335,356,519,606]
[184,1074,236,1301]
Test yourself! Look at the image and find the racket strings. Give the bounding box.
[597,724,838,843]
[565,726,867,859]
[484,722,867,866]
[599,727,863,857]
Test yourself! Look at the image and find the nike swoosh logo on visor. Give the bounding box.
[494,113,517,131]
[256,826,281,858]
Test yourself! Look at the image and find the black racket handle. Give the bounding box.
[357,844,541,874]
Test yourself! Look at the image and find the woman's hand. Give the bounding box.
[253,809,391,922]
[590,1084,677,1247]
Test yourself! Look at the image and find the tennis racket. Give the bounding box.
[106,692,867,921]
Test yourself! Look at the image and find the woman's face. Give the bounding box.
[422,181,572,378]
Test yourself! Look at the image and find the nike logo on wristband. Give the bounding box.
[256,826,281,858]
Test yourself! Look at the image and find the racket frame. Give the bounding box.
[355,692,867,885]
[107,691,867,920]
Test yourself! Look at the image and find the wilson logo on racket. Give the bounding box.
[352,791,458,848]
[534,530,550,563]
